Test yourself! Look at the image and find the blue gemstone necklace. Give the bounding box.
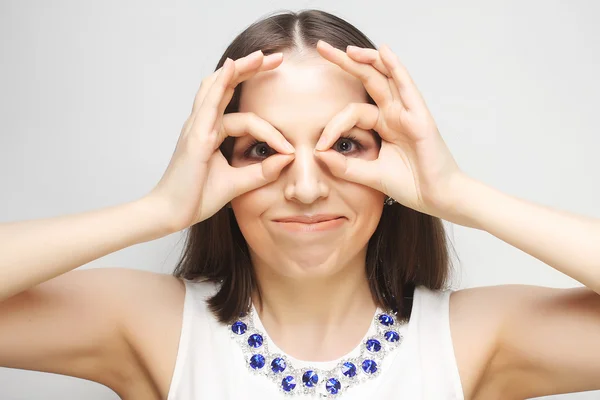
[228,304,406,398]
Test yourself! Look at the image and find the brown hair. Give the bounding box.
[173,9,458,324]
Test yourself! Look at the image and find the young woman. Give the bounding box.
[1,9,599,400]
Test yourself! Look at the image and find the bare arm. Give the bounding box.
[447,176,600,396]
[0,196,172,302]
[0,53,290,398]
[451,175,600,294]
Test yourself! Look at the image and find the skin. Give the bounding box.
[230,52,385,361]
[2,41,600,400]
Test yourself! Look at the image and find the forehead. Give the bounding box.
[239,55,367,131]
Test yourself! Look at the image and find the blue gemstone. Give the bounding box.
[247,333,263,348]
[281,375,296,392]
[271,357,286,373]
[365,338,382,352]
[341,362,357,378]
[384,330,400,342]
[362,359,378,374]
[249,354,265,369]
[231,321,247,335]
[326,378,341,394]
[302,370,319,387]
[378,313,394,326]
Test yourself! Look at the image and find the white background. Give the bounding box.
[0,0,598,398]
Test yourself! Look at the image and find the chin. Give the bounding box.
[278,253,345,279]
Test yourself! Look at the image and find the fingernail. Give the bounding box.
[250,49,263,57]
[219,59,230,74]
[347,45,359,52]
[283,142,295,153]
[315,138,326,151]
[318,40,332,49]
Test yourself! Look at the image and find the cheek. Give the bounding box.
[364,143,380,161]
[231,192,265,221]
[230,189,273,243]
[345,184,385,227]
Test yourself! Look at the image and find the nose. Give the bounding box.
[283,146,330,204]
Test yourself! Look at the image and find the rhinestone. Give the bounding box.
[231,321,247,335]
[362,359,378,374]
[302,370,319,387]
[378,313,394,326]
[271,357,286,373]
[247,333,263,348]
[384,330,400,342]
[282,375,296,392]
[326,378,342,395]
[341,362,357,378]
[365,338,382,352]
[229,306,403,396]
[249,354,265,369]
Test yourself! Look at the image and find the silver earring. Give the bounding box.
[384,196,397,206]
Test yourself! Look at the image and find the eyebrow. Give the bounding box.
[270,123,325,135]
[269,123,376,138]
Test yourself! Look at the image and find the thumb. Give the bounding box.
[229,154,294,196]
[315,150,382,191]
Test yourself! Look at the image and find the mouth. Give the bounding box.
[272,215,346,233]
[273,215,344,224]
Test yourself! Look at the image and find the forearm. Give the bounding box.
[0,196,173,302]
[453,175,600,294]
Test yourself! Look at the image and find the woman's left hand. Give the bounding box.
[314,40,467,220]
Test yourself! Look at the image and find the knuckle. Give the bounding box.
[201,76,213,87]
[347,102,360,114]
[244,112,259,127]
[181,118,192,133]
[186,129,216,149]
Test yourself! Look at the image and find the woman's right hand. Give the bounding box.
[149,50,295,232]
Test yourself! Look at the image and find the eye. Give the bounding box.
[242,139,276,160]
[333,135,364,154]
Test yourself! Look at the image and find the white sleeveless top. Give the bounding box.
[167,279,464,399]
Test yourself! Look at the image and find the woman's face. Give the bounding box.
[230,51,385,279]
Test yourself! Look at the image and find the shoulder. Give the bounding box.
[107,269,224,399]
[449,284,600,399]
[448,284,531,399]
[80,267,188,399]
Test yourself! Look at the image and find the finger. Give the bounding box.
[316,40,392,108]
[346,46,389,77]
[220,112,295,154]
[379,44,425,111]
[191,51,264,113]
[185,52,284,149]
[191,57,237,139]
[314,150,382,191]
[346,46,401,101]
[232,52,283,85]
[208,51,286,136]
[229,153,295,196]
[212,52,284,126]
[315,103,379,151]
[191,51,284,114]
[182,57,235,137]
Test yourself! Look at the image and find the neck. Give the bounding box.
[250,253,377,361]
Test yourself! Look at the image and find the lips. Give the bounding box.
[273,215,344,224]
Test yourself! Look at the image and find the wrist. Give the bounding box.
[435,173,484,229]
[135,195,181,238]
